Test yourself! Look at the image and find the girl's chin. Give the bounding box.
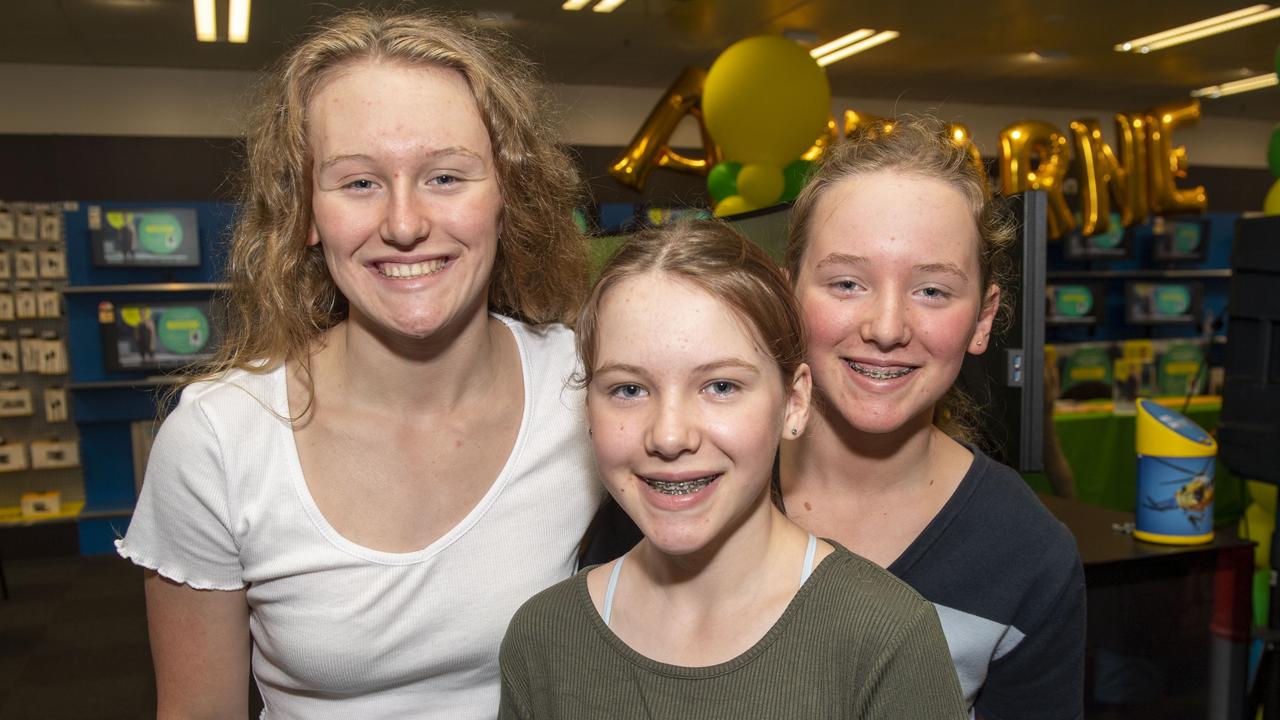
[828,400,934,437]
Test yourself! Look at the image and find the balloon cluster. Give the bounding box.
[701,36,831,217]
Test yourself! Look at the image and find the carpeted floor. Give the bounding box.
[0,554,156,719]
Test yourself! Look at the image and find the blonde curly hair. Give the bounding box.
[186,8,588,407]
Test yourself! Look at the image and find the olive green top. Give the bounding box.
[498,544,966,720]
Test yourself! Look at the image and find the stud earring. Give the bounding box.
[790,428,799,436]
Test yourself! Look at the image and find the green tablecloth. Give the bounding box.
[1023,402,1246,527]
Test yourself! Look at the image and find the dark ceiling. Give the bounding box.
[3,0,1278,120]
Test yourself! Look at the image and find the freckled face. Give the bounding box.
[307,60,503,341]
[792,170,998,437]
[587,273,809,556]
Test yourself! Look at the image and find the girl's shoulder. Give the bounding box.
[503,569,593,650]
[807,544,937,622]
[167,362,289,432]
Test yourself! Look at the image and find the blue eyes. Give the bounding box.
[706,381,738,396]
[829,280,951,301]
[605,380,740,401]
[342,175,461,191]
[610,384,647,400]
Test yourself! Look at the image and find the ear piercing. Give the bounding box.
[790,428,799,436]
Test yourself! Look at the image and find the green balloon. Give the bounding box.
[782,159,813,201]
[707,162,742,203]
[1269,124,1280,178]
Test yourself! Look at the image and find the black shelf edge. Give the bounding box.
[1046,269,1231,280]
[61,282,227,294]
[70,377,188,390]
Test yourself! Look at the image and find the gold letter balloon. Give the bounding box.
[608,67,722,191]
[999,120,1075,239]
[702,36,831,216]
[1146,99,1207,215]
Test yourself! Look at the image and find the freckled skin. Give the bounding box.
[587,274,803,556]
[792,170,998,437]
[306,60,504,344]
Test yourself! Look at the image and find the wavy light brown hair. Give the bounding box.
[576,220,807,394]
[784,114,1015,443]
[193,8,587,398]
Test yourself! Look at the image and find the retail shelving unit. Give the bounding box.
[60,201,233,554]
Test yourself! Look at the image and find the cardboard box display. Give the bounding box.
[0,339,17,374]
[38,214,61,242]
[20,491,61,518]
[36,291,60,318]
[37,249,66,278]
[19,337,42,372]
[30,439,78,469]
[16,213,37,242]
[44,387,68,422]
[14,250,36,279]
[0,388,34,417]
[39,338,67,375]
[0,443,27,472]
[14,290,36,319]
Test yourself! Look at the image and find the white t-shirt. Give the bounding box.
[117,317,602,719]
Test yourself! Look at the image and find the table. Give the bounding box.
[1042,494,1254,719]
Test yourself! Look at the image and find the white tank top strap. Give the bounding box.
[602,553,627,626]
[799,533,818,586]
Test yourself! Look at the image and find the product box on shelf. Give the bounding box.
[20,490,61,518]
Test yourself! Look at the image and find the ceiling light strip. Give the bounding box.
[561,0,592,10]
[193,0,216,42]
[1142,7,1280,51]
[1191,72,1279,98]
[228,0,251,43]
[809,29,875,59]
[815,30,899,67]
[592,0,626,12]
[1114,4,1269,50]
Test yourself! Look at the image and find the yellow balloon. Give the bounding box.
[1265,178,1280,215]
[714,194,759,218]
[703,36,831,166]
[1243,501,1275,569]
[1253,480,1277,514]
[737,163,785,207]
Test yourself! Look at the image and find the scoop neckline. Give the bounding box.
[574,546,844,678]
[278,314,534,564]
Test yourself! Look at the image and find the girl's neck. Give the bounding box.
[309,306,509,414]
[628,504,805,609]
[600,488,827,667]
[781,404,948,499]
